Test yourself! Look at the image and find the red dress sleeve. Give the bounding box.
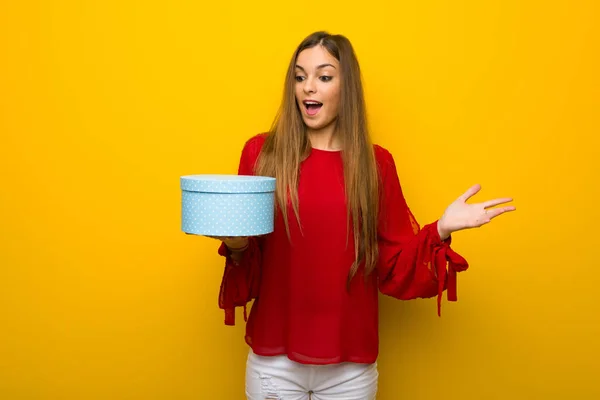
[375,146,469,316]
[217,134,266,325]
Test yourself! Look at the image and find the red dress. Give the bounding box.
[217,133,468,365]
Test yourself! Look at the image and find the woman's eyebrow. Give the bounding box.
[295,63,337,71]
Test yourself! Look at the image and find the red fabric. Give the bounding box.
[217,133,469,365]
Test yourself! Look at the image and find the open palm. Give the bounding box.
[438,184,516,239]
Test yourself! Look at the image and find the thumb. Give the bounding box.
[458,184,482,203]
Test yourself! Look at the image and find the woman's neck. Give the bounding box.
[307,124,341,151]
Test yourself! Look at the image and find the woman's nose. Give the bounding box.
[303,77,316,94]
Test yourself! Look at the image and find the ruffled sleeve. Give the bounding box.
[217,134,267,325]
[218,237,262,325]
[375,146,469,316]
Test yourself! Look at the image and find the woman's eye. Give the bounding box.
[320,76,332,82]
[295,76,305,82]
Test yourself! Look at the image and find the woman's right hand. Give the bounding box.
[209,236,249,252]
[209,236,249,264]
[185,232,249,251]
[185,233,251,262]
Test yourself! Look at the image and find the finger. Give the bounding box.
[482,197,514,209]
[485,206,516,219]
[459,184,482,202]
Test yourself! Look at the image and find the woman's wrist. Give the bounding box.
[225,238,249,252]
[437,220,451,241]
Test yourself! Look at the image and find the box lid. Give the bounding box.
[180,174,276,193]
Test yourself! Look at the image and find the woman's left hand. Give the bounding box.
[438,184,516,240]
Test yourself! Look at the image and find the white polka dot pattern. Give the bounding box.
[180,175,276,236]
[180,174,275,193]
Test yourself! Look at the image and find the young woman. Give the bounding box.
[214,31,515,400]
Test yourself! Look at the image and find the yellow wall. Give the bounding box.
[1,1,598,398]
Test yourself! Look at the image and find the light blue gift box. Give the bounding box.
[180,174,276,237]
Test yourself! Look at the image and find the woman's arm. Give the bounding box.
[216,134,267,325]
[375,147,469,316]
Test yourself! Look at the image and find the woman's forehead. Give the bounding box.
[296,46,339,69]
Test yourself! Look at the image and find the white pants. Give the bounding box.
[245,350,379,400]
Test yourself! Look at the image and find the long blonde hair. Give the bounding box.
[255,31,380,286]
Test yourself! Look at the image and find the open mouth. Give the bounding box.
[303,100,323,116]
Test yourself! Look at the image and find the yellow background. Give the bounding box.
[1,0,598,399]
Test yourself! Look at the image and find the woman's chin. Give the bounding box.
[302,118,334,132]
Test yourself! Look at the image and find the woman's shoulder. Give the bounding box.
[245,132,270,146]
[240,132,270,158]
[372,143,395,171]
[242,132,267,147]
